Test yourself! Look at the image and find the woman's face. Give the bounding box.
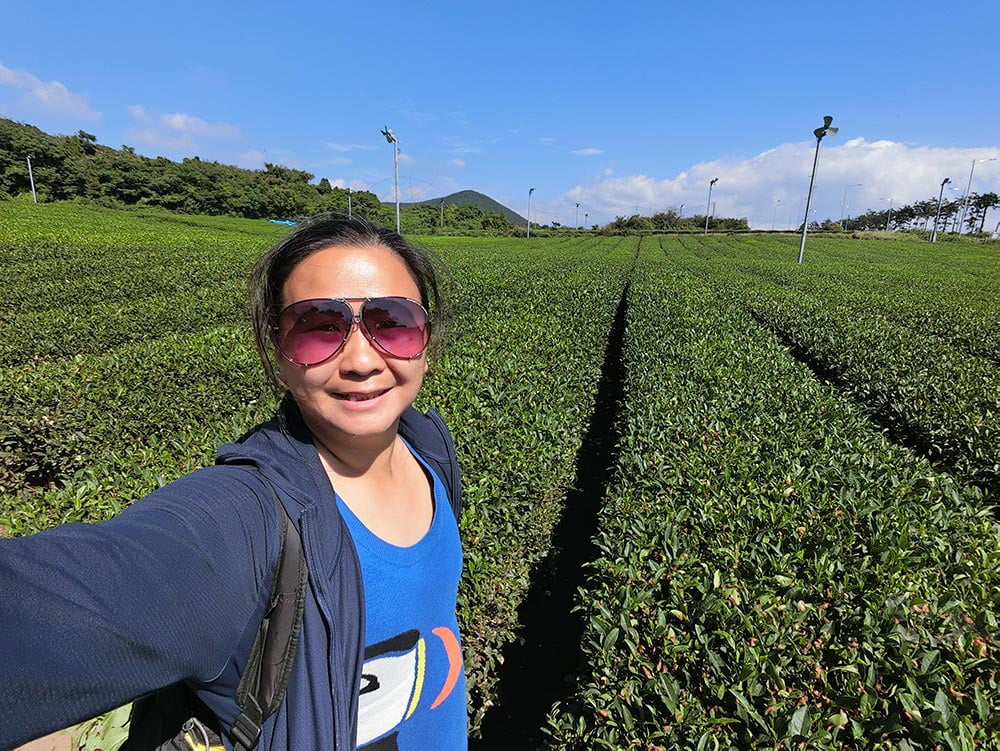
[276,243,428,452]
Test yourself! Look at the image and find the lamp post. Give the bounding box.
[440,199,445,231]
[881,197,893,231]
[575,202,580,229]
[840,183,861,228]
[957,157,996,235]
[26,153,37,203]
[798,116,838,264]
[679,203,685,219]
[584,212,589,228]
[380,127,400,233]
[931,178,951,243]
[526,187,535,238]
[704,178,718,235]
[347,187,352,219]
[771,199,783,230]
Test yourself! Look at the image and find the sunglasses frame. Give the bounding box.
[275,296,431,365]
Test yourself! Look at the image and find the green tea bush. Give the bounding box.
[545,245,999,749]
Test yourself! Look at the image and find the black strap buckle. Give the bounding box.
[230,711,262,751]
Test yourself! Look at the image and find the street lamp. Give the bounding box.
[798,115,838,264]
[527,187,535,238]
[881,197,894,231]
[704,178,718,235]
[347,187,352,220]
[679,203,685,219]
[584,212,589,228]
[840,183,861,228]
[26,153,37,203]
[771,199,783,230]
[380,126,400,234]
[575,202,580,229]
[957,157,997,235]
[931,178,951,243]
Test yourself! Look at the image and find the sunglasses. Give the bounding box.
[276,296,431,365]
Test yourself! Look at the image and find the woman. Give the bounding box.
[0,215,466,750]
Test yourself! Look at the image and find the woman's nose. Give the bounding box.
[337,319,384,375]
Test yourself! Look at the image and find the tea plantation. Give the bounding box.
[1,202,996,749]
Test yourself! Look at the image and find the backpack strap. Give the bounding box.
[229,481,308,751]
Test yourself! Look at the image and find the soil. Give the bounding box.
[14,732,74,751]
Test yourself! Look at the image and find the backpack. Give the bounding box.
[121,483,308,751]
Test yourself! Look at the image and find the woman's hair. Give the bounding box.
[248,213,449,391]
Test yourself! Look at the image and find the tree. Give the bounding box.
[970,192,1000,233]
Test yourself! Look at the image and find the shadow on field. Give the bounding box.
[472,282,631,751]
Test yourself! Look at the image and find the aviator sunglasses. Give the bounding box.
[276,296,431,365]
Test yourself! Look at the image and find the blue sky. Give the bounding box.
[3,0,998,228]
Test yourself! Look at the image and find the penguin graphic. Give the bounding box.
[356,627,463,750]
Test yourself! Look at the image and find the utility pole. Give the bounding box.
[704,178,718,235]
[957,158,996,235]
[527,187,535,238]
[380,127,400,233]
[26,154,37,203]
[798,115,838,264]
[931,178,950,243]
[840,183,861,228]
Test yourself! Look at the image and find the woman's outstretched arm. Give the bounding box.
[0,465,280,749]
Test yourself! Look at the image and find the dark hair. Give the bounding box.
[248,213,449,391]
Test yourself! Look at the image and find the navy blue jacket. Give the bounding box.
[0,398,462,751]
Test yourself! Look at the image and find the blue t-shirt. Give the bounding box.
[335,444,467,750]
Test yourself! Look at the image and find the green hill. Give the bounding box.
[395,190,526,225]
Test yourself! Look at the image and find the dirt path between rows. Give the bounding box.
[14,732,74,751]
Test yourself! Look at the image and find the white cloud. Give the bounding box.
[129,128,195,152]
[238,150,266,168]
[0,63,99,119]
[447,158,465,168]
[127,104,151,124]
[539,137,556,147]
[560,138,1000,228]
[571,148,603,156]
[398,152,416,164]
[160,112,238,139]
[125,106,240,154]
[319,178,374,191]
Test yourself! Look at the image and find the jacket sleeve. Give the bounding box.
[0,465,280,750]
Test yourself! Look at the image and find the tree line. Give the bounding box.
[0,119,518,235]
[604,209,749,233]
[840,193,999,234]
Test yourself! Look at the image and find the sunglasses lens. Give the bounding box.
[278,299,352,365]
[362,297,430,358]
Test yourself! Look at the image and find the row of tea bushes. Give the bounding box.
[664,235,1000,495]
[545,245,999,748]
[1,205,281,366]
[421,235,636,730]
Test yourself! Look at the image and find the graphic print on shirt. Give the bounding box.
[357,626,464,750]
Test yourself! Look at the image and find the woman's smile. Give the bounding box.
[276,243,428,452]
